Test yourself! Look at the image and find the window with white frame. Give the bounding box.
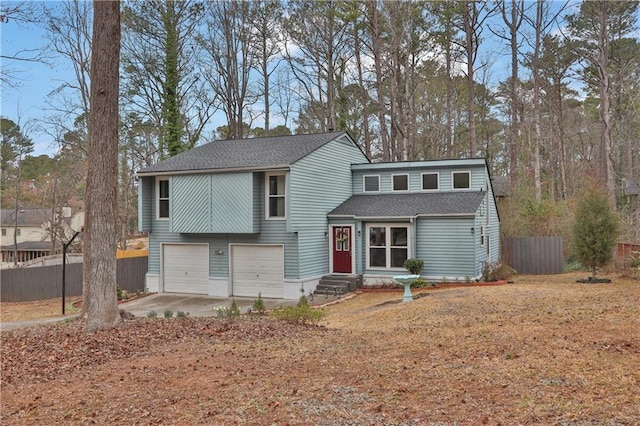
[363,175,380,192]
[452,171,471,189]
[367,224,409,269]
[392,174,409,191]
[480,224,485,247]
[421,172,439,191]
[266,173,286,219]
[157,178,170,219]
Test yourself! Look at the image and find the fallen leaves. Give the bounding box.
[1,273,639,425]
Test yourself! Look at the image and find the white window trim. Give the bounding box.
[452,171,471,190]
[421,172,440,191]
[391,174,410,192]
[265,172,286,220]
[363,175,380,193]
[365,223,411,271]
[480,224,486,247]
[156,177,170,220]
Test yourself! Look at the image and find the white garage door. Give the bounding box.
[163,244,209,294]
[232,245,284,298]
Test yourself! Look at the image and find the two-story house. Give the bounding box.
[137,132,500,299]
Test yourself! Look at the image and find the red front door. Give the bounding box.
[333,226,352,273]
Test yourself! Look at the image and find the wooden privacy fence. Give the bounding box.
[0,256,148,302]
[502,236,564,274]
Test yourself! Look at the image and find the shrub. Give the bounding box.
[164,309,173,318]
[176,311,187,318]
[229,299,241,317]
[482,262,516,282]
[216,307,229,318]
[252,293,267,315]
[147,310,157,318]
[572,186,619,277]
[297,294,309,308]
[410,278,427,288]
[271,306,326,326]
[116,285,123,301]
[403,258,424,275]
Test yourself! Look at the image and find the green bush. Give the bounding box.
[164,309,174,318]
[147,310,157,318]
[403,258,424,275]
[229,299,241,317]
[116,285,123,301]
[176,311,187,318]
[410,278,427,288]
[297,294,309,308]
[271,306,326,326]
[216,307,229,318]
[572,186,619,277]
[252,293,267,314]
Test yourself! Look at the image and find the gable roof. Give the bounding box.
[137,132,355,175]
[1,209,48,227]
[328,191,486,218]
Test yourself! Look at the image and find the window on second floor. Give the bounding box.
[392,174,409,192]
[364,175,380,192]
[452,171,471,189]
[157,178,170,219]
[421,173,439,191]
[267,173,286,219]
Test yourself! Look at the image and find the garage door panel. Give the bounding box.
[232,245,283,298]
[163,244,209,294]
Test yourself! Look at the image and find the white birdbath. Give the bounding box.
[393,274,419,302]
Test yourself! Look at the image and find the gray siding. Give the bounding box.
[290,137,368,277]
[171,173,254,233]
[172,175,209,233]
[138,176,154,232]
[148,176,298,279]
[353,165,488,194]
[416,217,476,279]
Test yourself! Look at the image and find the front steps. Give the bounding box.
[313,274,363,298]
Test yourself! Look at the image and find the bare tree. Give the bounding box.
[84,0,121,331]
[199,0,258,139]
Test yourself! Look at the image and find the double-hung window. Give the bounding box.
[158,178,170,219]
[367,224,410,270]
[267,173,286,219]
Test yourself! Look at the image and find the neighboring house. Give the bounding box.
[137,132,500,299]
[0,208,84,263]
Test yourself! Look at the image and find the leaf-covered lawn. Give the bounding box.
[2,273,639,425]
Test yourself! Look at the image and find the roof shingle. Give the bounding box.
[328,192,486,217]
[137,132,348,175]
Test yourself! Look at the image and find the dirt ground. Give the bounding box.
[1,273,639,425]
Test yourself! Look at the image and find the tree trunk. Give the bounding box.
[597,6,616,208]
[368,1,390,161]
[85,0,122,332]
[464,1,477,158]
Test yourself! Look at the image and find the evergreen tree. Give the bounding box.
[572,185,619,277]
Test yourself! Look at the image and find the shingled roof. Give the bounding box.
[137,132,350,175]
[328,191,486,218]
[1,209,49,227]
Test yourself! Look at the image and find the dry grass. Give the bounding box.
[0,297,81,323]
[1,273,639,425]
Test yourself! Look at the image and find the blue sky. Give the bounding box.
[3,1,633,158]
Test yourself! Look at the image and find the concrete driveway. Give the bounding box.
[119,293,300,318]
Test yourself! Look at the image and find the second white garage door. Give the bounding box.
[163,244,209,294]
[231,245,284,298]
